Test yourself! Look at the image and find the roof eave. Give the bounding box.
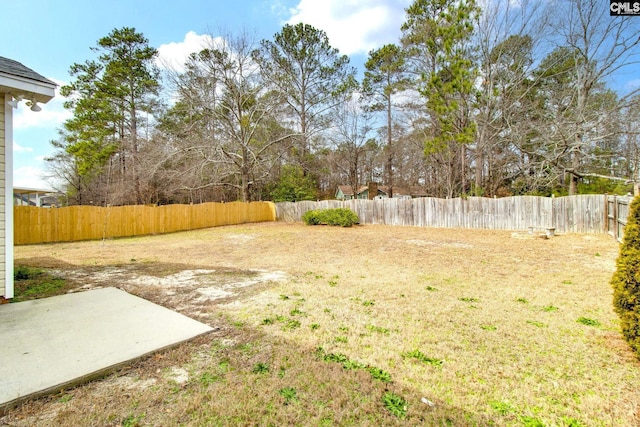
[0,73,56,104]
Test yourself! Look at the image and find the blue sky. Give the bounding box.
[2,0,411,189]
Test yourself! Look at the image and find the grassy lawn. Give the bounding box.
[12,266,76,302]
[3,223,639,426]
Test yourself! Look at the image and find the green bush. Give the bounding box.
[611,196,640,358]
[302,208,359,227]
[302,210,322,225]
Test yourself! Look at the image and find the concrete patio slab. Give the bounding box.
[0,287,213,412]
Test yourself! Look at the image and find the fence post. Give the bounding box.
[614,195,619,242]
[604,195,609,236]
[551,194,555,229]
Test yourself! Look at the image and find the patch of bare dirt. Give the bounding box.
[43,262,287,320]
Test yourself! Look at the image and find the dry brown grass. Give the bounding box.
[2,222,639,426]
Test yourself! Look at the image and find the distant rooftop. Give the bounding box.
[0,56,56,86]
[14,186,56,194]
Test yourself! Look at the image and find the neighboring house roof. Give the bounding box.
[377,186,390,196]
[337,184,429,199]
[337,185,354,197]
[14,186,55,193]
[14,187,60,207]
[357,185,389,197]
[0,56,56,103]
[409,186,429,197]
[391,187,410,196]
[392,187,428,197]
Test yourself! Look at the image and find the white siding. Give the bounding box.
[0,96,5,298]
[3,94,12,299]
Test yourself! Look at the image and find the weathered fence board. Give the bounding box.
[606,195,632,242]
[15,201,276,245]
[276,195,608,234]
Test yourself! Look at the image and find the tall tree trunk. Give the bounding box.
[475,126,485,196]
[130,97,141,204]
[300,85,308,173]
[386,94,393,197]
[460,144,466,195]
[242,145,250,202]
[569,147,580,196]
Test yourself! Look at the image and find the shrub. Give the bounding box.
[611,196,640,358]
[302,209,322,225]
[325,208,359,227]
[302,208,359,227]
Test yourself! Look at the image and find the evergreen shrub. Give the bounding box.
[611,196,640,358]
[302,208,359,227]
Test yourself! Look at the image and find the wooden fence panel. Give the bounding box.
[618,200,630,240]
[15,201,276,245]
[606,195,632,242]
[275,195,609,234]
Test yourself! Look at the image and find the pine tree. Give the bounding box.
[363,44,408,194]
[401,0,480,197]
[54,27,160,205]
[269,165,317,202]
[611,196,640,357]
[256,23,357,173]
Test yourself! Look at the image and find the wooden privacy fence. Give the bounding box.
[15,201,276,245]
[276,195,609,234]
[606,195,633,242]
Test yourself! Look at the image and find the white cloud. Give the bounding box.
[478,0,521,9]
[156,31,220,73]
[13,165,52,190]
[286,0,411,56]
[13,106,69,130]
[13,142,33,152]
[270,0,290,17]
[12,78,71,131]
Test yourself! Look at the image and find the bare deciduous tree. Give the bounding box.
[544,0,640,194]
[162,30,294,201]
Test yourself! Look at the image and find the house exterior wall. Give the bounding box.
[0,95,6,298]
[0,58,56,300]
[358,189,389,200]
[3,94,12,299]
[337,192,354,201]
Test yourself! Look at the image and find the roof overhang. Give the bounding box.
[14,186,56,195]
[0,72,56,104]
